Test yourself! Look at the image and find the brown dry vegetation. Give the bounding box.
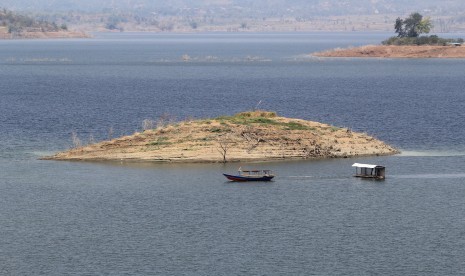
[313,45,465,58]
[44,111,398,163]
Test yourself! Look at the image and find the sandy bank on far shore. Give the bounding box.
[313,45,465,58]
[0,31,90,39]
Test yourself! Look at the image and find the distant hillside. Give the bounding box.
[3,0,465,16]
[0,8,66,33]
[3,1,465,33]
[0,8,88,39]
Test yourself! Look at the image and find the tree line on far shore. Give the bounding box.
[0,8,67,33]
[383,12,464,46]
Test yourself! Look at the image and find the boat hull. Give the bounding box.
[223,173,274,182]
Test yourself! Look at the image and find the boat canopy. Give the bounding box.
[352,163,386,179]
[352,163,384,169]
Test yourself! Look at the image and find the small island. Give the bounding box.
[44,111,398,163]
[314,12,465,59]
[314,44,465,58]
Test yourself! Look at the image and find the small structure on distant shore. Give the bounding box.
[352,163,386,179]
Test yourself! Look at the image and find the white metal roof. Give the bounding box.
[352,163,380,169]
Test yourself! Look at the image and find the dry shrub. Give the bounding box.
[71,131,81,148]
[235,110,277,118]
[142,119,155,131]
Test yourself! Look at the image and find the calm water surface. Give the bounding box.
[1,32,465,275]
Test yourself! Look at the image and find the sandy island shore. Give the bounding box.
[313,45,465,58]
[43,111,398,163]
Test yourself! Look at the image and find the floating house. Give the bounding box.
[352,163,385,179]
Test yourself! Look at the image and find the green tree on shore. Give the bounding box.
[0,7,62,33]
[395,12,432,38]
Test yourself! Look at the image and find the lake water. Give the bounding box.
[1,32,465,275]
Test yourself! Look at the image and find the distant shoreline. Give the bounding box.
[313,44,465,58]
[0,31,90,40]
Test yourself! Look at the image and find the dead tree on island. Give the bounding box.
[216,134,232,163]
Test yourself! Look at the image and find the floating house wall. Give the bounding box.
[375,167,385,178]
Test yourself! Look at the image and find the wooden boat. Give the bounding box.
[223,168,275,182]
[352,163,386,180]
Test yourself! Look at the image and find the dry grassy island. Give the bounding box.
[313,13,465,59]
[313,45,465,58]
[44,111,398,163]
